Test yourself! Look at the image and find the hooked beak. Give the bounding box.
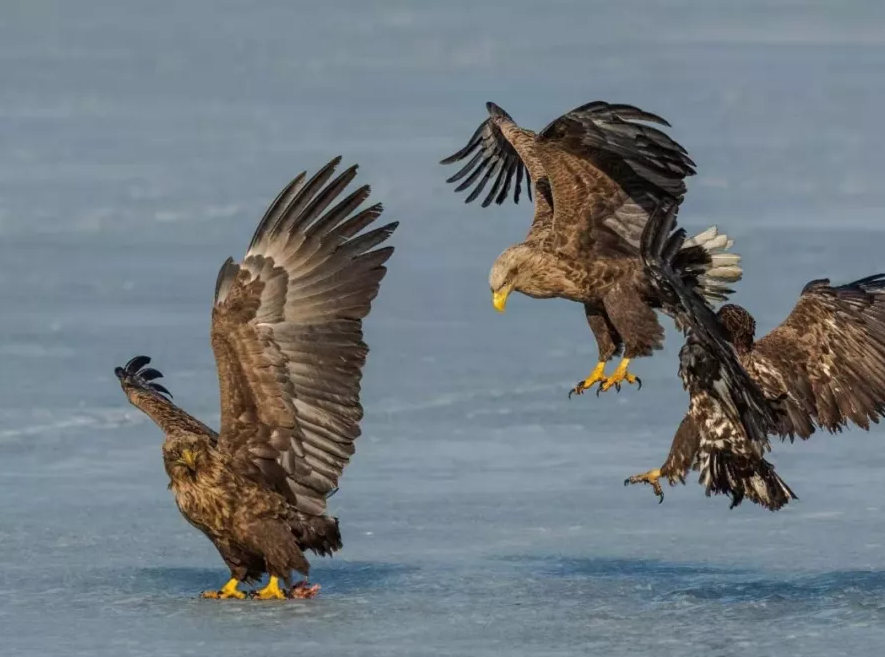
[180,448,198,471]
[492,287,511,313]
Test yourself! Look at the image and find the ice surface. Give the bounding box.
[2,1,885,655]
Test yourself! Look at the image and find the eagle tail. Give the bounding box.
[675,227,742,305]
[701,450,797,511]
[295,513,343,557]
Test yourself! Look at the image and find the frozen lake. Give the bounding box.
[2,1,885,655]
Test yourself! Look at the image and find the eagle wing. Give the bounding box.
[749,274,885,438]
[440,103,555,246]
[537,101,696,259]
[640,204,777,446]
[211,157,397,517]
[641,204,792,509]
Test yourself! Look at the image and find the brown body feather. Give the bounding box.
[441,101,741,366]
[116,158,396,588]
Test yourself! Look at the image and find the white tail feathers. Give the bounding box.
[683,226,742,305]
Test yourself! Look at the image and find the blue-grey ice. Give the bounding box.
[2,1,885,655]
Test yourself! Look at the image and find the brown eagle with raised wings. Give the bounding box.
[115,157,397,599]
[440,101,742,395]
[627,262,885,509]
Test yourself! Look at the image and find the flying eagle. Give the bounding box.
[629,203,794,510]
[626,270,885,510]
[440,100,742,395]
[115,157,397,599]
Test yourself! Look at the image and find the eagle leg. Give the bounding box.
[568,361,607,398]
[597,358,641,394]
[290,580,322,599]
[201,577,246,600]
[252,576,288,600]
[623,468,664,503]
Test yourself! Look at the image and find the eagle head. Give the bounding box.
[489,246,529,312]
[163,435,212,482]
[717,304,756,354]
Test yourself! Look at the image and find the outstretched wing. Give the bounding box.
[748,274,885,438]
[211,157,397,517]
[539,101,697,258]
[440,103,533,208]
[439,103,554,247]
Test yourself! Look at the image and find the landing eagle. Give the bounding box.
[440,101,742,394]
[627,265,885,510]
[116,158,397,599]
[631,203,793,510]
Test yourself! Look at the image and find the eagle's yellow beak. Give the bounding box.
[180,448,198,471]
[492,288,510,313]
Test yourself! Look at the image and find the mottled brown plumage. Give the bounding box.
[116,158,397,598]
[628,268,885,510]
[441,101,742,394]
[625,203,793,510]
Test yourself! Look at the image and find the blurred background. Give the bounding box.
[1,1,885,655]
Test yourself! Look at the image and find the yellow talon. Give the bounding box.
[624,468,664,503]
[569,361,607,398]
[598,358,641,394]
[201,577,246,600]
[253,576,287,600]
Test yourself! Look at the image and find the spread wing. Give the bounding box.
[440,103,533,208]
[440,103,554,246]
[748,274,885,438]
[441,100,695,259]
[211,157,397,517]
[538,101,696,258]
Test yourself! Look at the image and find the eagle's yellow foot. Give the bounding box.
[201,578,246,600]
[624,468,664,503]
[252,576,287,600]
[597,358,641,394]
[569,361,607,398]
[290,581,321,599]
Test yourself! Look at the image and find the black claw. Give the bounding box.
[596,384,603,397]
[615,382,622,393]
[569,381,588,399]
[658,493,664,504]
[636,377,643,391]
[623,478,630,487]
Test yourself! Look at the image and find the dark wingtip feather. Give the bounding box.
[250,157,346,250]
[441,108,527,207]
[139,368,164,382]
[214,257,237,304]
[148,383,173,399]
[116,355,173,400]
[124,355,151,374]
[485,101,512,120]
